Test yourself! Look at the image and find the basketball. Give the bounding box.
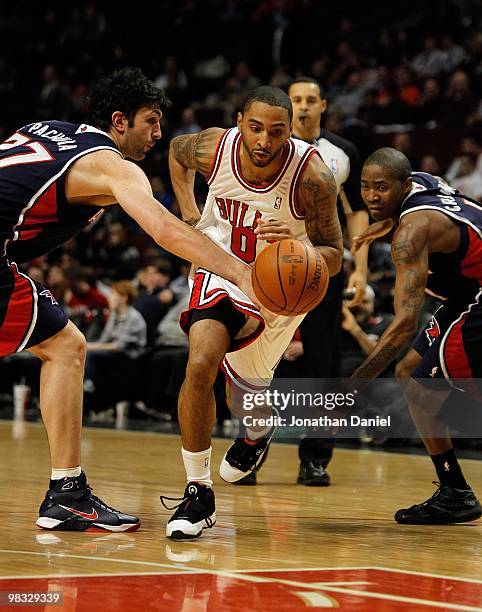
[252,239,329,316]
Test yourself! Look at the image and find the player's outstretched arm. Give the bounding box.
[351,218,395,253]
[351,214,430,381]
[89,151,257,303]
[298,155,343,276]
[169,128,225,226]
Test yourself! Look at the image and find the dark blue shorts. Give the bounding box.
[412,290,482,384]
[0,262,68,357]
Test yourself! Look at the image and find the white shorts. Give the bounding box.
[180,268,305,391]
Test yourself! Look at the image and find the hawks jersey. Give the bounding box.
[197,128,319,264]
[399,172,482,302]
[0,120,121,264]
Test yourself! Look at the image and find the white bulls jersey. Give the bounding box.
[181,127,323,391]
[197,127,320,264]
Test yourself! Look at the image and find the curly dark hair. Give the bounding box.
[88,67,171,131]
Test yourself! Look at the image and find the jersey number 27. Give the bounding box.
[0,133,53,169]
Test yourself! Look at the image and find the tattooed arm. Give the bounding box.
[352,214,430,380]
[297,154,343,276]
[169,128,225,225]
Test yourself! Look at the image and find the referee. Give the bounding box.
[291,76,369,485]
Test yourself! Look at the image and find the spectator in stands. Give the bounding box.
[420,154,442,176]
[451,153,482,200]
[394,66,421,108]
[392,132,420,168]
[440,34,467,73]
[143,293,190,419]
[84,280,147,413]
[96,222,142,280]
[134,263,174,346]
[445,136,482,182]
[340,284,393,376]
[411,35,446,78]
[330,71,367,117]
[440,69,479,128]
[172,108,201,138]
[416,78,444,125]
[64,267,109,338]
[150,176,174,210]
[154,56,188,91]
[37,64,71,121]
[168,259,191,301]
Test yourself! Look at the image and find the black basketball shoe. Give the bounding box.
[36,472,140,532]
[395,482,482,525]
[220,425,276,483]
[297,462,331,486]
[162,482,216,539]
[233,444,271,485]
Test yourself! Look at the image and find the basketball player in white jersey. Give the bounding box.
[161,86,343,539]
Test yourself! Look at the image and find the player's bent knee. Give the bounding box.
[32,322,86,365]
[186,353,219,385]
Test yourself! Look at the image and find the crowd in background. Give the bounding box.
[0,1,481,440]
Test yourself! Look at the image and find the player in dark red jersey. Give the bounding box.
[352,147,482,525]
[0,67,255,532]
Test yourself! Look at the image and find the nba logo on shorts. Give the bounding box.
[274,196,282,209]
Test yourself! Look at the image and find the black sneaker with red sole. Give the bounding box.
[36,472,140,532]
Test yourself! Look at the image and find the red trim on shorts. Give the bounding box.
[443,316,472,378]
[0,266,34,356]
[16,228,42,241]
[180,291,265,350]
[179,269,265,351]
[220,358,268,391]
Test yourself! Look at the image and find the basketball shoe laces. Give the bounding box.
[75,479,123,515]
[160,491,215,528]
[412,481,470,511]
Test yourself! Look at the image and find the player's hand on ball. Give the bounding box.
[255,219,293,242]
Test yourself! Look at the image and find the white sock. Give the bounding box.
[182,447,213,488]
[51,466,81,481]
[246,425,272,441]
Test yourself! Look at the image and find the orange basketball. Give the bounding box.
[252,239,329,316]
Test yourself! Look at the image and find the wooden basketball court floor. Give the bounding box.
[1,419,481,611]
